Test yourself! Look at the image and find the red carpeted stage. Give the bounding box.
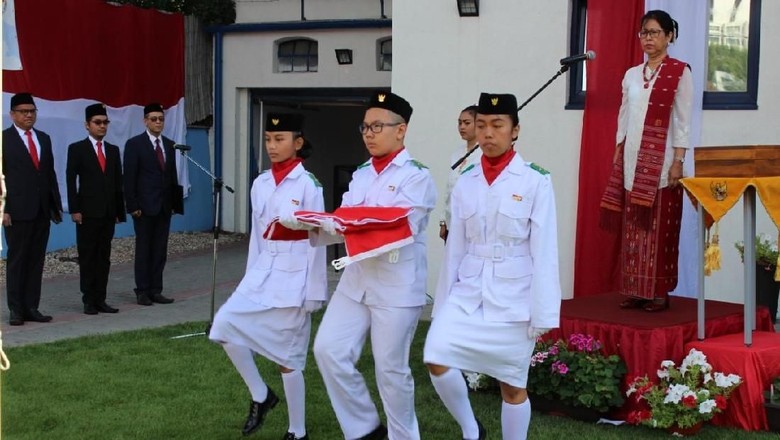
[547,292,777,430]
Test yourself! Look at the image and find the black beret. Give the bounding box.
[85,103,107,121]
[266,113,304,132]
[367,91,413,123]
[144,103,164,115]
[477,93,518,116]
[10,93,35,109]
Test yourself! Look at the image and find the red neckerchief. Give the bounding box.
[371,147,405,174]
[271,157,302,185]
[481,147,515,185]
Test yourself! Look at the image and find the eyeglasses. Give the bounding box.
[638,29,664,39]
[12,108,37,115]
[91,119,111,126]
[147,116,165,123]
[358,122,402,134]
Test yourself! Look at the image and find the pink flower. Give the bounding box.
[551,360,569,375]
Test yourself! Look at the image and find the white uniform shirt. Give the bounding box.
[434,152,561,327]
[442,144,482,225]
[235,163,327,307]
[325,149,437,307]
[616,63,693,190]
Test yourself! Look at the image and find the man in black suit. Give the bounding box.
[66,103,126,315]
[123,103,182,306]
[2,92,63,326]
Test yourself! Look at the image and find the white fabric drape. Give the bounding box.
[644,1,708,298]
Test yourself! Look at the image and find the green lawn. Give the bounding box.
[2,317,777,439]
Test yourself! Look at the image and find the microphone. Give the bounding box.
[559,50,596,66]
[173,144,192,151]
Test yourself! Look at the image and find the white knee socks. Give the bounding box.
[430,369,480,439]
[501,399,531,440]
[282,370,306,438]
[223,343,268,403]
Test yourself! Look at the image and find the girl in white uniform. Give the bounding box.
[209,113,327,440]
[424,93,562,440]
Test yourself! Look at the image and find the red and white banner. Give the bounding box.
[2,0,189,211]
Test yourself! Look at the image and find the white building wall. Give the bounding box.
[236,0,392,23]
[394,1,583,299]
[220,27,392,232]
[394,0,780,303]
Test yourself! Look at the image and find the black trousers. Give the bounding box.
[76,216,116,306]
[4,211,50,315]
[132,211,171,296]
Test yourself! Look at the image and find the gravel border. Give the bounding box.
[0,231,246,284]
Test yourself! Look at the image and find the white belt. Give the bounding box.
[264,240,310,255]
[467,243,528,262]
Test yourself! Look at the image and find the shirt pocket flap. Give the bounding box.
[498,199,532,219]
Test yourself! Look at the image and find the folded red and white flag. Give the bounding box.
[263,206,414,269]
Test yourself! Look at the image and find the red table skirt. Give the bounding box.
[685,332,780,431]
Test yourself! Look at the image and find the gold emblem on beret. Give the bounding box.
[271,118,280,126]
[377,93,386,103]
[101,104,106,109]
[710,181,727,201]
[491,97,499,106]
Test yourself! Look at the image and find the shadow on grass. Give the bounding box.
[2,315,772,439]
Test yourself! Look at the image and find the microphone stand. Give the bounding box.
[171,149,235,339]
[450,64,571,171]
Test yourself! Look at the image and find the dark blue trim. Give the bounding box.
[565,0,587,110]
[214,31,223,179]
[206,19,391,34]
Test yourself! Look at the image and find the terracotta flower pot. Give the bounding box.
[666,422,703,436]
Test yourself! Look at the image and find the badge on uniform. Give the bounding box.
[512,194,523,202]
[388,249,400,263]
[291,199,300,205]
[387,185,396,192]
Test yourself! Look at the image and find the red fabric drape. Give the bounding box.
[573,0,646,297]
[3,0,184,108]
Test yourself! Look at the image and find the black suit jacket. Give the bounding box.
[123,132,182,216]
[2,126,63,221]
[66,138,126,222]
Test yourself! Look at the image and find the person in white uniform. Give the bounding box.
[424,93,562,440]
[209,113,327,440]
[309,91,436,440]
[439,105,481,242]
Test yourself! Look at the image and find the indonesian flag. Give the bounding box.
[1,0,189,212]
[264,206,415,269]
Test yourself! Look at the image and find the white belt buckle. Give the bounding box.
[388,249,400,264]
[492,243,504,262]
[267,241,278,255]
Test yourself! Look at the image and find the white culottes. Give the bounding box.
[209,292,312,371]
[424,301,535,388]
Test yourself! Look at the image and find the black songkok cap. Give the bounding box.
[367,91,413,123]
[85,103,107,120]
[266,113,304,132]
[144,103,164,115]
[477,93,518,116]
[10,92,35,109]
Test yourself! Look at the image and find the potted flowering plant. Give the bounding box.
[526,333,626,416]
[735,234,780,324]
[626,348,742,435]
[766,376,780,433]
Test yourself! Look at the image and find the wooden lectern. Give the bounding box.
[681,145,780,347]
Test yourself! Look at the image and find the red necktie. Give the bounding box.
[25,130,40,170]
[155,138,165,171]
[96,140,106,172]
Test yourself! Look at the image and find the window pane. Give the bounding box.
[381,54,392,71]
[279,42,294,56]
[278,57,292,72]
[381,40,392,55]
[294,41,311,55]
[292,56,308,72]
[309,54,318,72]
[707,0,749,92]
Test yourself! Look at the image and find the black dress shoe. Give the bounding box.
[84,304,99,315]
[96,303,119,313]
[242,388,279,436]
[149,293,174,304]
[357,424,387,440]
[282,432,308,440]
[137,294,153,306]
[9,312,24,326]
[26,309,53,322]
